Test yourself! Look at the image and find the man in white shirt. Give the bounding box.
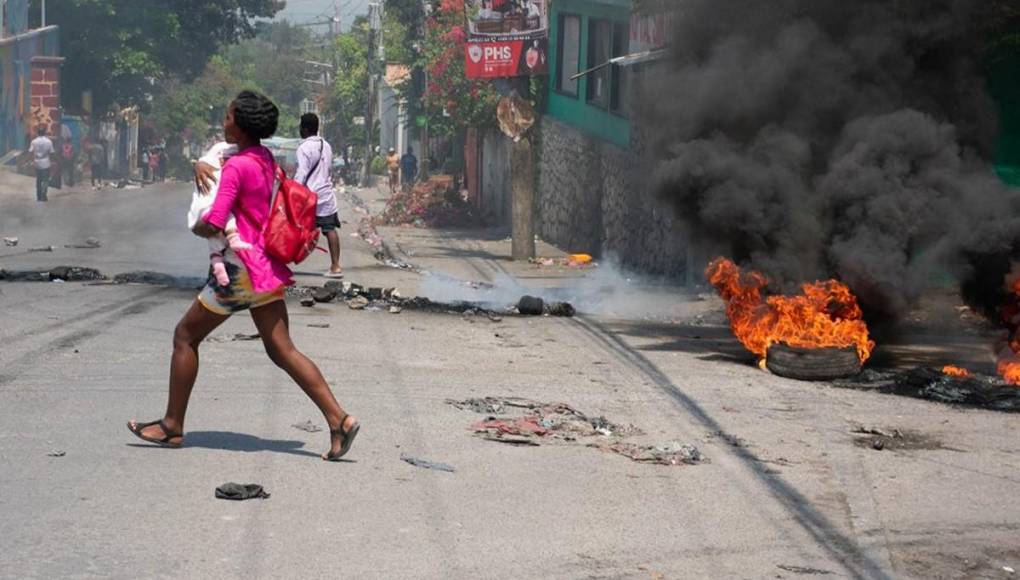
[29,126,55,202]
[294,113,343,278]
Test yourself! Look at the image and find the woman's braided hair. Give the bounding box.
[231,90,279,140]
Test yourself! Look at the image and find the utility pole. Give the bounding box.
[419,0,431,183]
[360,1,381,187]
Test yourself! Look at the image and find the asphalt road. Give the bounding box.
[2,181,1019,579]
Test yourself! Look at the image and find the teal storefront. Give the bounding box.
[988,53,1020,187]
[547,0,632,149]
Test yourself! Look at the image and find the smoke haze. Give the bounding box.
[642,0,1020,318]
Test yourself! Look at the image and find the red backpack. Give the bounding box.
[242,158,320,265]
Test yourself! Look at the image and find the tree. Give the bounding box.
[420,0,500,136]
[34,0,284,113]
[322,18,371,151]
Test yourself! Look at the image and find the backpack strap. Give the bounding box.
[301,139,324,187]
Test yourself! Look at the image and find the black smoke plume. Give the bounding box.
[641,0,1020,319]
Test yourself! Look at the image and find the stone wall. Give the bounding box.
[536,116,689,277]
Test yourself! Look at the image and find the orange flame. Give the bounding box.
[997,274,1020,386]
[942,365,971,378]
[706,258,875,364]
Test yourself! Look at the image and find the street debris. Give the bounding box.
[850,424,951,451]
[291,420,323,433]
[590,441,703,466]
[313,286,337,303]
[0,266,106,282]
[307,322,331,329]
[776,564,834,576]
[112,271,203,287]
[3,237,17,246]
[517,295,544,316]
[389,305,402,314]
[0,269,49,282]
[48,266,105,281]
[834,368,1020,412]
[64,237,102,249]
[215,482,270,500]
[208,333,260,343]
[299,297,315,307]
[516,295,576,317]
[568,254,593,266]
[376,176,481,229]
[400,453,455,473]
[346,295,370,310]
[47,450,66,457]
[29,245,54,252]
[448,397,700,466]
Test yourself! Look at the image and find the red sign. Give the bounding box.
[465,40,548,79]
[464,0,549,79]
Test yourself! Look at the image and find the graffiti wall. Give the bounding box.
[0,25,59,158]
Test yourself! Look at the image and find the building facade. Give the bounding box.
[538,0,687,276]
[0,0,61,159]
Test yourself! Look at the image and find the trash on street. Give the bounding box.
[400,453,455,473]
[215,483,270,500]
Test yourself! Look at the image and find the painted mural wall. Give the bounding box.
[0,24,59,158]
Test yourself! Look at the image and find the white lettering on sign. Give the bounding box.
[484,46,513,61]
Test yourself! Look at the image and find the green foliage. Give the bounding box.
[322,19,371,149]
[36,0,284,112]
[421,0,501,136]
[371,155,387,175]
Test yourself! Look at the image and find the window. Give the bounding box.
[556,14,581,96]
[586,19,629,116]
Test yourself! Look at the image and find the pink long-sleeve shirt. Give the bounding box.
[203,145,293,293]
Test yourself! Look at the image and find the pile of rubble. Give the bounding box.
[376,177,480,229]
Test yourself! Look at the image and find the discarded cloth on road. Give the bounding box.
[448,397,639,444]
[215,483,270,500]
[400,453,455,473]
[591,441,703,466]
[449,397,701,466]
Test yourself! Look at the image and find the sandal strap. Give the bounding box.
[157,419,182,439]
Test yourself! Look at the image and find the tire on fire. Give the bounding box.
[766,344,862,381]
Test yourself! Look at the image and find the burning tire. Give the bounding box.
[766,344,862,381]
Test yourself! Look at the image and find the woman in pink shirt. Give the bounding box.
[128,91,360,461]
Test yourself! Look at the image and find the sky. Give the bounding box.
[275,0,371,29]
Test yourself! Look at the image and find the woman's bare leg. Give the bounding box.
[249,300,356,458]
[129,300,229,442]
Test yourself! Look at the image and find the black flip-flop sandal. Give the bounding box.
[324,419,360,461]
[127,419,183,448]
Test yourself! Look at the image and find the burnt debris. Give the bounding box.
[834,367,1020,413]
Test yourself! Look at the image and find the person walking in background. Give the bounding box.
[295,113,344,278]
[61,139,75,187]
[129,91,359,460]
[149,148,161,182]
[29,126,54,202]
[386,147,400,194]
[88,139,105,189]
[142,148,150,182]
[400,146,418,190]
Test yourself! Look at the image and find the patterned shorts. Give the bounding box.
[197,253,284,316]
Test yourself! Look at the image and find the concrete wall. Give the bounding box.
[478,128,511,226]
[536,115,688,277]
[0,24,59,158]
